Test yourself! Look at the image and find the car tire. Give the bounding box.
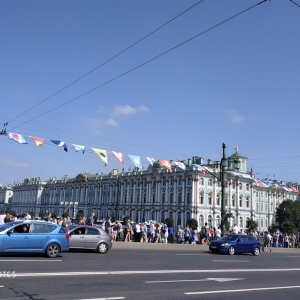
[97,242,108,254]
[46,243,60,258]
[253,247,260,256]
[228,246,235,255]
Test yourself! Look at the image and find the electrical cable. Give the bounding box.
[7,0,206,124]
[8,0,269,132]
[289,0,300,8]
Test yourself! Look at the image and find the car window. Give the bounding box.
[248,236,256,241]
[73,228,86,235]
[14,224,31,233]
[86,228,100,235]
[239,236,248,242]
[31,224,50,233]
[47,224,57,232]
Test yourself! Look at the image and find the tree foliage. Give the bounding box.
[123,215,131,224]
[187,218,198,229]
[164,217,174,227]
[276,199,300,232]
[246,219,258,232]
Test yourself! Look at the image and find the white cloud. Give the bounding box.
[227,110,246,124]
[0,158,29,168]
[112,104,149,116]
[87,104,150,132]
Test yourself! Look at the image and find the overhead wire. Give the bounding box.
[7,0,206,124]
[8,0,270,132]
[289,0,300,8]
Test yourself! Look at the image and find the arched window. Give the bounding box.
[177,211,182,225]
[200,178,204,185]
[169,211,173,221]
[175,191,180,204]
[170,192,174,203]
[162,193,165,203]
[245,197,249,208]
[208,215,212,227]
[161,211,165,223]
[260,219,263,227]
[208,179,213,186]
[216,215,220,227]
[216,194,220,206]
[152,193,155,203]
[232,195,235,207]
[152,211,155,221]
[239,196,242,207]
[208,194,212,205]
[135,210,139,223]
[265,219,268,228]
[142,210,145,222]
[199,192,204,205]
[187,211,191,222]
[199,215,204,227]
[143,193,147,203]
[239,217,243,228]
[187,192,191,204]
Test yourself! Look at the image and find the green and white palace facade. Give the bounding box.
[1,149,299,232]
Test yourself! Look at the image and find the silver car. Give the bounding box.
[68,225,112,254]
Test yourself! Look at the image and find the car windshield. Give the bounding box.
[223,235,239,241]
[0,221,23,232]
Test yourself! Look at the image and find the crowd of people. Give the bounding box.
[1,211,300,249]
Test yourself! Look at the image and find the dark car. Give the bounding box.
[209,234,260,256]
[0,220,69,258]
[68,225,112,254]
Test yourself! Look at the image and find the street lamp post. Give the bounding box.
[220,143,227,236]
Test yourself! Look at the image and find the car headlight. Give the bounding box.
[221,243,229,246]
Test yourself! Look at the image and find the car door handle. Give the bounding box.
[80,236,85,239]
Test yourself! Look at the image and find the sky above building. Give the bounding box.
[0,0,299,186]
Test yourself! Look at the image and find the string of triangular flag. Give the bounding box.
[4,131,194,173]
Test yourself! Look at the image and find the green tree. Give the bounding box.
[110,214,116,222]
[246,219,258,233]
[62,212,69,218]
[165,217,174,228]
[123,215,131,224]
[224,220,230,232]
[276,199,300,231]
[39,211,45,218]
[187,218,198,229]
[281,220,297,234]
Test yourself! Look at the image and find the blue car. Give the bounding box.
[0,220,69,258]
[209,234,260,256]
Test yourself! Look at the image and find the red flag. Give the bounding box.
[159,159,172,173]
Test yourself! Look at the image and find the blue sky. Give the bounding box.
[0,0,299,186]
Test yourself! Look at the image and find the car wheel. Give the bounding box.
[253,247,260,256]
[97,242,108,254]
[46,243,60,258]
[228,246,235,255]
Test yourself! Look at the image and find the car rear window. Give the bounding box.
[31,224,50,233]
[47,224,57,232]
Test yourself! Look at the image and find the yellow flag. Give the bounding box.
[92,148,108,166]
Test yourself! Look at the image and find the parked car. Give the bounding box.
[0,220,69,258]
[209,234,260,256]
[68,225,112,254]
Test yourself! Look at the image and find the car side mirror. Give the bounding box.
[7,230,13,236]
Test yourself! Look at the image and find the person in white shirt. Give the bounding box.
[215,227,222,239]
[0,211,6,225]
[23,212,32,220]
[232,224,238,234]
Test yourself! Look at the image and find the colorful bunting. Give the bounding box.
[30,136,44,147]
[72,144,85,154]
[51,140,68,152]
[174,161,186,171]
[147,157,156,166]
[8,133,27,144]
[111,151,124,164]
[128,154,142,170]
[92,148,108,166]
[159,159,172,173]
[192,164,208,173]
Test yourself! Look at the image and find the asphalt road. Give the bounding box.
[1,243,300,300]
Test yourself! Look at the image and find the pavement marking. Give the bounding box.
[146,278,244,283]
[176,254,210,256]
[78,298,125,300]
[185,285,300,295]
[0,260,62,262]
[0,286,3,288]
[13,268,300,277]
[212,260,249,263]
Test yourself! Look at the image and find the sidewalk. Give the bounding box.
[111,241,300,253]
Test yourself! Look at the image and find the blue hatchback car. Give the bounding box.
[0,220,69,258]
[209,234,260,256]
